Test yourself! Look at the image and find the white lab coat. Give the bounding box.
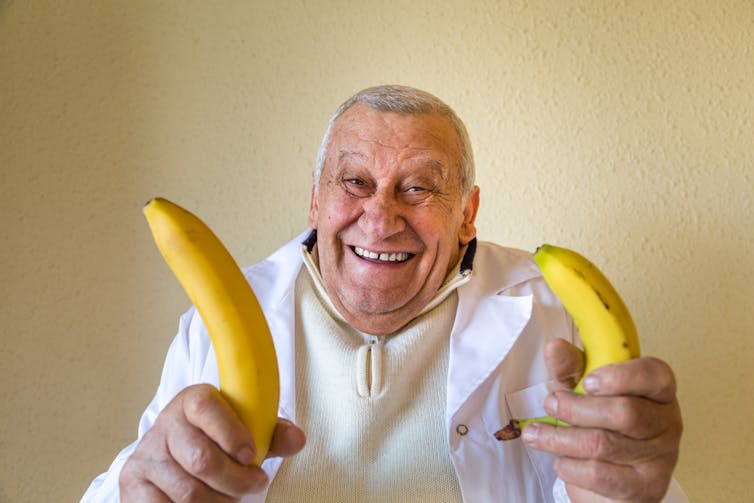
[82,231,688,502]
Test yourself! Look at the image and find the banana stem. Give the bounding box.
[518,415,570,429]
[494,415,570,441]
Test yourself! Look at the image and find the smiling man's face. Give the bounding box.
[308,103,480,335]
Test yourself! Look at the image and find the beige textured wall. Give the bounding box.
[1,1,752,501]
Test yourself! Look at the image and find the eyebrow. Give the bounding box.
[420,158,447,175]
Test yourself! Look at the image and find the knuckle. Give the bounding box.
[667,401,684,440]
[174,478,204,503]
[239,466,268,494]
[649,357,677,393]
[587,429,618,459]
[593,465,634,500]
[662,403,684,444]
[643,483,668,503]
[642,457,678,502]
[635,357,677,400]
[674,409,684,439]
[631,477,668,503]
[186,443,216,475]
[184,385,217,419]
[119,445,156,493]
[118,460,140,490]
[610,396,639,429]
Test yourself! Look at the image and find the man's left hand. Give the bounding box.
[523,338,683,502]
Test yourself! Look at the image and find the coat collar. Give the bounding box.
[446,242,542,420]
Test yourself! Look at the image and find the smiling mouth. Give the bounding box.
[353,246,412,263]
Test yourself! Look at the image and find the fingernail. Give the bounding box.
[236,444,255,465]
[583,374,600,393]
[521,423,539,445]
[544,393,558,416]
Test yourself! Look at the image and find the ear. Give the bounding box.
[458,185,480,246]
[307,183,319,228]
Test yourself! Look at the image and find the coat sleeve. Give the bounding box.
[80,309,207,502]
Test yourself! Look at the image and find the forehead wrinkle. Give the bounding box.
[335,146,452,186]
[337,149,368,165]
[338,147,448,175]
[408,157,448,181]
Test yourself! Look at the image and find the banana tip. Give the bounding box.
[494,421,522,441]
[143,197,167,211]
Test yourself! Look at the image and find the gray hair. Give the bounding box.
[313,85,476,198]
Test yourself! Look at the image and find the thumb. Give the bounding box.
[266,418,306,459]
[544,338,584,389]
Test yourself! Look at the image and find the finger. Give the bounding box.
[166,414,269,497]
[121,433,241,503]
[267,418,307,458]
[584,357,677,403]
[146,454,237,503]
[545,391,680,440]
[554,455,677,503]
[544,338,584,389]
[521,421,667,464]
[182,384,257,464]
[120,466,172,503]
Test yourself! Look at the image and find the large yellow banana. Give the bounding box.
[143,197,280,465]
[495,244,640,440]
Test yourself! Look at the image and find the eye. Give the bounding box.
[341,176,372,197]
[402,184,437,205]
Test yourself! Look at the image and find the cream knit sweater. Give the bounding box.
[266,250,467,502]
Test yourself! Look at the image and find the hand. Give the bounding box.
[119,384,305,502]
[523,338,682,503]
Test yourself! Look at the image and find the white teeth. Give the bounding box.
[354,246,409,262]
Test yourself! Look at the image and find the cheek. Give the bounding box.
[323,194,361,221]
[412,214,466,267]
[413,213,457,243]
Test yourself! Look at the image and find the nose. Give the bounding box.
[359,188,406,239]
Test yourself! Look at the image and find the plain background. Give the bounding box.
[1,1,752,501]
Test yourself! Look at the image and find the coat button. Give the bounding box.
[456,424,469,436]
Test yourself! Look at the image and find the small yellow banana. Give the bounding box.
[143,197,280,465]
[495,244,640,440]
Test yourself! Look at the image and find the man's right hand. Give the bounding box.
[119,383,305,502]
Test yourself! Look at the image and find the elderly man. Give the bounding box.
[83,85,685,502]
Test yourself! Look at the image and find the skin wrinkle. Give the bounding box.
[336,146,452,186]
[332,169,453,210]
[331,152,458,220]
